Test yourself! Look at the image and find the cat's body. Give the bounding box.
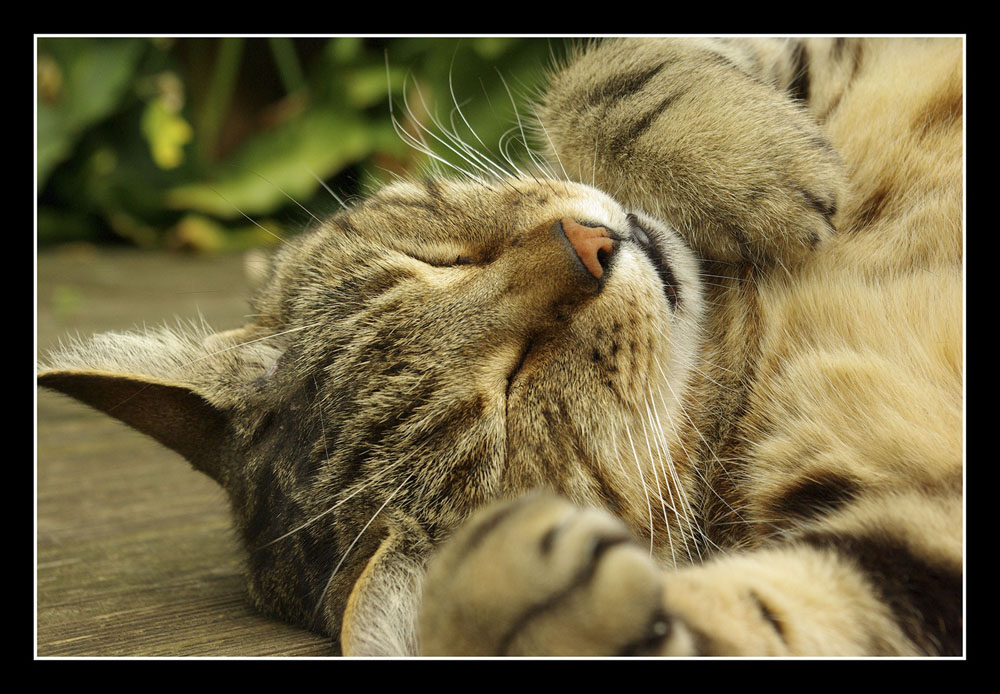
[39,37,963,656]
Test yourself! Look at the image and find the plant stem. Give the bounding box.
[197,37,244,166]
[268,38,306,95]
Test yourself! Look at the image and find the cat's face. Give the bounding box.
[233,176,705,636]
[40,174,705,651]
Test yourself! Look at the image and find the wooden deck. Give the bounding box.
[36,248,339,657]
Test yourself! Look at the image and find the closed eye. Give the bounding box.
[418,254,478,268]
[396,240,483,268]
[627,213,680,310]
[627,214,652,247]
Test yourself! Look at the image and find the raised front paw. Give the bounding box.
[539,38,849,266]
[418,494,676,656]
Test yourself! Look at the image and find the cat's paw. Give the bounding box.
[663,105,847,267]
[669,118,846,267]
[418,494,676,656]
[540,38,848,266]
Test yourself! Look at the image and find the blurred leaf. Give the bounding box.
[344,65,399,109]
[268,37,306,94]
[106,208,160,248]
[328,37,364,64]
[37,206,102,245]
[167,213,285,252]
[37,38,146,188]
[141,97,194,169]
[37,37,570,252]
[471,37,519,59]
[167,213,227,252]
[195,37,244,166]
[165,106,372,218]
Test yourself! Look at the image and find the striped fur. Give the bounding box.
[39,37,963,656]
[422,37,963,657]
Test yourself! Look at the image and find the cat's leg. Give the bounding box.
[538,38,850,266]
[418,493,961,656]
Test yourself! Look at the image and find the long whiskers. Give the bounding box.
[621,417,655,557]
[384,54,493,188]
[254,455,410,551]
[637,396,678,568]
[493,69,558,191]
[529,104,570,183]
[190,322,317,367]
[250,169,325,227]
[205,183,285,245]
[648,350,748,529]
[648,383,719,558]
[310,470,415,628]
[308,167,351,211]
[446,61,517,183]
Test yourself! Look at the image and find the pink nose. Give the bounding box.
[561,217,614,279]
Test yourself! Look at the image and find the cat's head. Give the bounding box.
[38,175,704,654]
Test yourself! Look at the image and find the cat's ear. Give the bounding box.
[338,527,429,656]
[38,323,281,484]
[37,370,229,482]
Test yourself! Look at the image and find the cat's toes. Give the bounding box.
[744,172,842,265]
[419,494,672,656]
[685,129,847,267]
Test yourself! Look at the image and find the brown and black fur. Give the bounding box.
[39,37,963,656]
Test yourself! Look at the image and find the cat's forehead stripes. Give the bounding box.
[330,178,630,246]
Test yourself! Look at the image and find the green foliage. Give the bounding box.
[36,37,566,251]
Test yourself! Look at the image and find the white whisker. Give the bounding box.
[188,323,317,368]
[307,167,350,211]
[622,417,654,557]
[638,395,677,568]
[402,75,503,188]
[648,382,715,560]
[648,349,748,531]
[310,470,415,626]
[250,169,323,226]
[530,104,570,183]
[205,183,285,244]
[494,69,551,181]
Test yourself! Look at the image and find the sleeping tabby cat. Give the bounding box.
[38,37,963,656]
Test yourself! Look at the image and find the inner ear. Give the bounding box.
[38,370,229,482]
